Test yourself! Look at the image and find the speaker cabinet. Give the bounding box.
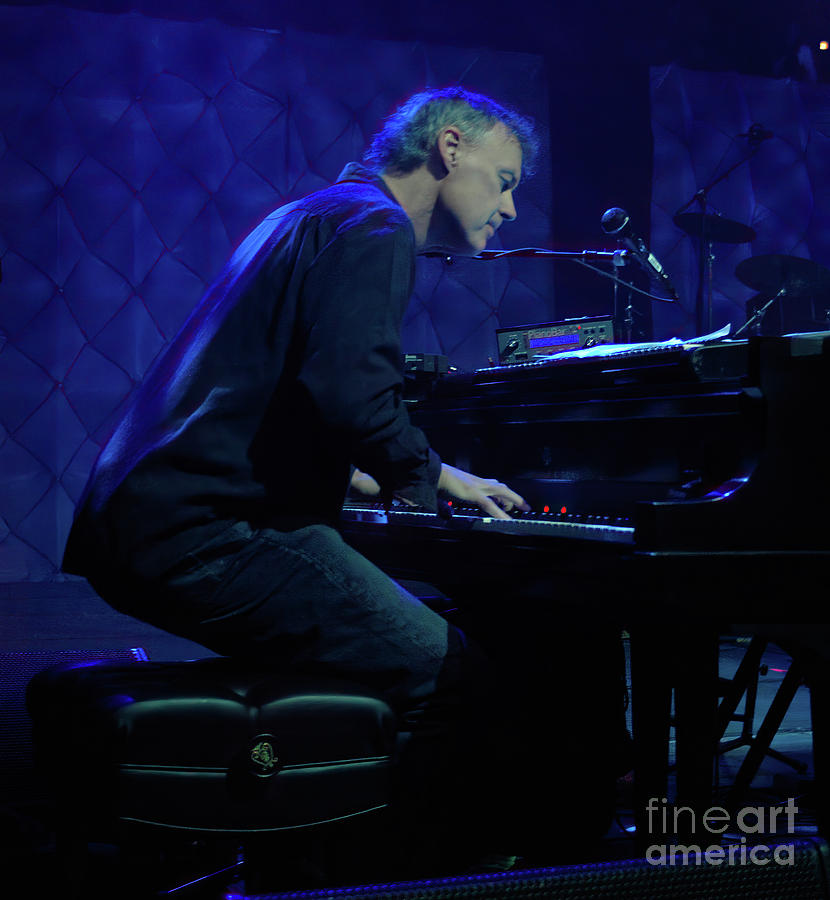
[239,838,830,900]
[0,647,147,803]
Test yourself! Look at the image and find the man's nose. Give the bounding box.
[499,190,517,222]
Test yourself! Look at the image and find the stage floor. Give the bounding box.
[0,582,820,897]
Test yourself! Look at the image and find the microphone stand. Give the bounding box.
[422,248,677,344]
[609,248,634,343]
[675,140,762,335]
[468,247,677,307]
[423,248,628,263]
[472,248,626,262]
[733,287,787,338]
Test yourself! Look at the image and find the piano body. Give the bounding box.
[344,331,829,570]
[340,331,830,846]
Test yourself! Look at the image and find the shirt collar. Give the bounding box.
[336,162,399,204]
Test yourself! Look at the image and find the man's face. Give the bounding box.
[433,122,522,254]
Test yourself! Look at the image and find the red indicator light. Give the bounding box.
[560,506,567,514]
[447,500,453,506]
[543,505,550,513]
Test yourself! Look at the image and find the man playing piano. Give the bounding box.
[63,88,616,876]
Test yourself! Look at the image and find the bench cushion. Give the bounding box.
[27,658,397,832]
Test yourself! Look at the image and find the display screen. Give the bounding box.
[528,333,580,348]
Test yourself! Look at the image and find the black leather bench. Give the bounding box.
[26,657,398,893]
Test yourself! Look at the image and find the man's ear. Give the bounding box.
[436,125,462,173]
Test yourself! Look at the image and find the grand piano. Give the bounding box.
[340,330,830,848]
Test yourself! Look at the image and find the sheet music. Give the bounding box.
[533,324,733,363]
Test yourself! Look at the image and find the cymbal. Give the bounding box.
[735,254,830,296]
[673,212,756,244]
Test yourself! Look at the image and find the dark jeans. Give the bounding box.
[131,522,458,705]
[95,521,622,870]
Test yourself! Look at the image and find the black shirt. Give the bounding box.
[63,164,441,581]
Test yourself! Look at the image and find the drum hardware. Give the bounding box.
[674,212,757,337]
[673,213,757,246]
[734,289,787,338]
[734,254,830,336]
[673,129,767,333]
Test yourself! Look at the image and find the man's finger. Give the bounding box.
[477,493,512,520]
[489,485,530,512]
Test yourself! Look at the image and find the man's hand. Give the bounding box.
[438,463,530,520]
[350,468,381,496]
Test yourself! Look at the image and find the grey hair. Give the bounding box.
[364,87,539,178]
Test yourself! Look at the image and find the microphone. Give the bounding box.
[600,207,679,301]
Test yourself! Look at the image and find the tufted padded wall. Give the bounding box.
[650,63,830,340]
[0,5,552,581]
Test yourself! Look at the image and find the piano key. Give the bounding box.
[473,515,635,543]
[342,503,635,544]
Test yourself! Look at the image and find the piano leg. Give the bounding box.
[673,627,719,844]
[630,625,719,853]
[809,658,830,839]
[630,625,674,853]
